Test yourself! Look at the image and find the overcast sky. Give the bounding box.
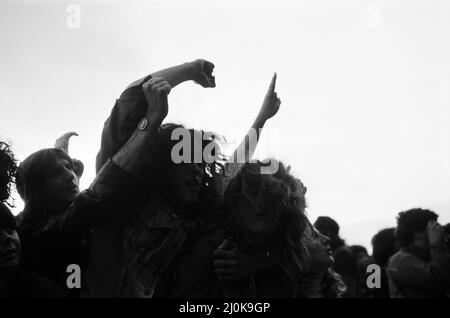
[1,0,449,251]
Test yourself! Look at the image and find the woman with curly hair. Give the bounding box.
[298,220,347,298]
[185,159,308,298]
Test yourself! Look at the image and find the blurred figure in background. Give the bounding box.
[370,228,397,298]
[349,245,372,298]
[387,208,450,298]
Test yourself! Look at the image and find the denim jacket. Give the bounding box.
[82,197,211,297]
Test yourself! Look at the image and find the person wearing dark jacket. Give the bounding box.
[387,208,450,298]
[1,202,65,298]
[82,61,281,298]
[14,113,154,296]
[370,228,397,298]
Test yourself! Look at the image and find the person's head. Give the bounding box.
[349,245,372,274]
[303,220,334,273]
[395,208,438,249]
[225,159,307,242]
[314,216,344,249]
[225,159,309,284]
[0,141,17,203]
[145,124,224,218]
[0,203,20,271]
[349,245,369,260]
[371,228,397,266]
[16,148,79,227]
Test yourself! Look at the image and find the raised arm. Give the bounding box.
[112,77,171,176]
[96,59,215,172]
[48,78,172,237]
[225,73,281,179]
[127,59,215,89]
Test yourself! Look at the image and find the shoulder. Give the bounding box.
[388,249,422,270]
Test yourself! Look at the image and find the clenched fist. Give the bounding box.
[190,59,216,88]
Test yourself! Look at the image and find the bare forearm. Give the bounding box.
[126,62,194,89]
[226,117,267,177]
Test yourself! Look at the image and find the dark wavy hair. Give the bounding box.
[15,148,74,231]
[395,208,438,247]
[143,123,225,222]
[0,141,17,205]
[224,159,308,288]
[371,228,397,266]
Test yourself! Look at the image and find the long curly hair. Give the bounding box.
[297,268,347,298]
[143,123,226,222]
[224,159,308,288]
[0,141,18,205]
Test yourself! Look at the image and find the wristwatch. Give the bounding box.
[138,118,149,130]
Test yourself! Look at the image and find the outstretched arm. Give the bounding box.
[225,73,281,179]
[112,77,171,176]
[49,78,172,237]
[126,59,215,89]
[96,59,215,172]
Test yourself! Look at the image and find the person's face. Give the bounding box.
[237,179,282,239]
[304,223,334,272]
[167,162,205,205]
[315,226,338,248]
[0,228,20,270]
[41,156,79,210]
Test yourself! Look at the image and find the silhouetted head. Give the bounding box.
[395,208,438,249]
[349,245,369,259]
[314,216,344,249]
[371,228,397,266]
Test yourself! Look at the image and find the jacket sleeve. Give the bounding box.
[96,75,152,173]
[389,242,450,293]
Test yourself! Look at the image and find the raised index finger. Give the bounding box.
[267,72,277,94]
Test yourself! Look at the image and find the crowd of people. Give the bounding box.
[1,59,449,298]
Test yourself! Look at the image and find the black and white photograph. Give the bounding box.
[0,0,449,308]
